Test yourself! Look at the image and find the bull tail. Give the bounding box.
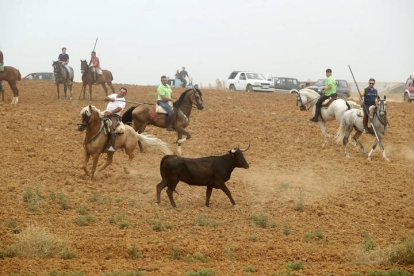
[135,132,172,155]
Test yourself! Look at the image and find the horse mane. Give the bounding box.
[122,106,136,124]
[80,105,103,118]
[173,88,201,108]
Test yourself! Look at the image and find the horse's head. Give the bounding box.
[52,61,62,76]
[290,89,307,111]
[80,60,89,75]
[78,105,101,131]
[376,96,387,117]
[191,88,204,110]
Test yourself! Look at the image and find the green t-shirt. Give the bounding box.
[324,76,336,96]
[157,84,172,101]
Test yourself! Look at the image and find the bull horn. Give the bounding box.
[240,144,250,152]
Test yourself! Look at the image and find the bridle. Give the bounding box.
[191,88,204,110]
[77,110,105,146]
[295,91,317,111]
[373,99,388,127]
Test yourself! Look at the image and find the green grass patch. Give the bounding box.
[185,268,216,276]
[22,185,44,212]
[127,244,141,259]
[304,228,326,243]
[73,215,95,226]
[361,231,375,251]
[194,215,219,227]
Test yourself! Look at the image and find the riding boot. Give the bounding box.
[93,72,97,84]
[310,108,320,122]
[107,132,116,152]
[166,115,174,131]
[363,114,370,133]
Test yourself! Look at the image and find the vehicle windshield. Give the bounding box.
[314,79,325,86]
[246,73,266,80]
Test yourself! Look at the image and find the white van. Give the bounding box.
[226,71,275,92]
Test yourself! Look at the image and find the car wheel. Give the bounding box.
[229,84,236,91]
[246,84,253,93]
[404,93,411,103]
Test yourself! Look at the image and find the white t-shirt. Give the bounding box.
[106,93,125,115]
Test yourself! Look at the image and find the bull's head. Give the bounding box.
[230,144,250,169]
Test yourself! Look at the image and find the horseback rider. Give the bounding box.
[361,78,379,133]
[157,75,175,131]
[103,87,128,152]
[310,68,337,122]
[89,51,102,83]
[58,47,69,67]
[58,47,72,78]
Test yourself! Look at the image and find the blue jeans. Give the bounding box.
[158,101,173,116]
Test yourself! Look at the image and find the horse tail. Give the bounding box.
[17,69,22,81]
[135,132,172,155]
[109,72,113,81]
[334,109,357,144]
[121,106,136,124]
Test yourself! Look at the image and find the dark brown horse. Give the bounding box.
[122,88,204,155]
[79,60,115,100]
[52,61,74,99]
[0,66,21,104]
[77,105,171,179]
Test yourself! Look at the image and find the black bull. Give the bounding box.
[156,145,250,207]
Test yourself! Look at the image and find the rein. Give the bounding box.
[297,92,318,111]
[83,122,105,146]
[373,103,388,127]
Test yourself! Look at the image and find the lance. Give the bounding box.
[348,65,384,151]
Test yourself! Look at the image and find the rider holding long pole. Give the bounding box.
[361,78,379,133]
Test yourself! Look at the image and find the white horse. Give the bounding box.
[290,88,352,146]
[335,96,389,161]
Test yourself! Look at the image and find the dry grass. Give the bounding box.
[8,225,75,258]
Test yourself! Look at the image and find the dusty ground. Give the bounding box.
[0,81,413,275]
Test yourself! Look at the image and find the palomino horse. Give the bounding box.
[290,88,352,146]
[335,96,389,161]
[0,66,21,104]
[77,105,172,179]
[52,61,74,99]
[79,60,115,100]
[122,88,204,155]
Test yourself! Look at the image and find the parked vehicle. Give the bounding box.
[306,79,350,98]
[226,71,274,92]
[273,77,300,91]
[403,75,414,103]
[23,72,55,81]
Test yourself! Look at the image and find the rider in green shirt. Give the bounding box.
[157,75,174,131]
[310,68,337,122]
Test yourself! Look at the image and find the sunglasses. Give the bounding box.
[369,82,375,85]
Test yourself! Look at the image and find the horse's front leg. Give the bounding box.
[82,151,91,176]
[318,121,329,147]
[90,153,101,179]
[88,84,93,100]
[56,83,60,100]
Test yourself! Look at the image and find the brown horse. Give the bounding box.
[77,105,171,179]
[0,66,21,104]
[122,88,204,155]
[52,61,74,99]
[79,60,115,100]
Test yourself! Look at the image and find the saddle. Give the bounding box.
[103,117,125,134]
[155,101,173,114]
[321,94,338,108]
